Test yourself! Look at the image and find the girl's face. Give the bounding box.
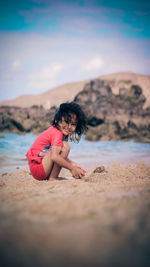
[58,113,77,136]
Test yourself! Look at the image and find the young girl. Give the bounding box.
[26,102,88,181]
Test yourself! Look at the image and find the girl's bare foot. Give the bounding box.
[49,177,57,181]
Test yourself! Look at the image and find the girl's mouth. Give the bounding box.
[63,128,69,134]
[64,128,72,135]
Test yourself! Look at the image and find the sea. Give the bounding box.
[0,132,150,173]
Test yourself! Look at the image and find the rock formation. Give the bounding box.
[0,78,150,143]
[74,79,150,143]
[1,72,150,109]
[0,105,57,135]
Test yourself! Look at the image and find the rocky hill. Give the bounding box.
[74,79,150,143]
[0,76,150,143]
[0,105,57,135]
[0,72,150,109]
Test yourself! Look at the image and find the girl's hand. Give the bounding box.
[71,165,86,179]
[72,162,86,174]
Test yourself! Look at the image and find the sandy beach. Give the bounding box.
[0,161,150,267]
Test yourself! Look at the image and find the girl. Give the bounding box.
[26,102,88,181]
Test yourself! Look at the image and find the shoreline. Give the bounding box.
[1,156,150,175]
[1,132,150,176]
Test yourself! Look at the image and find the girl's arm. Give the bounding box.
[66,158,86,173]
[50,146,85,178]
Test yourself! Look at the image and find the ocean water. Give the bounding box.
[0,132,150,173]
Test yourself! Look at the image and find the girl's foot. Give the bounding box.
[49,177,57,181]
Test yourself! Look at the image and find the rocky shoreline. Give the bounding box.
[0,105,57,135]
[75,79,150,143]
[0,79,150,143]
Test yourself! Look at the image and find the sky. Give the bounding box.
[0,0,150,101]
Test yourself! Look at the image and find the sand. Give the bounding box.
[0,162,150,267]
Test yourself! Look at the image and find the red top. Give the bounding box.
[26,126,66,163]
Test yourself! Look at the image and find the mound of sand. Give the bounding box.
[0,162,150,266]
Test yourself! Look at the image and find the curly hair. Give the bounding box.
[52,102,88,141]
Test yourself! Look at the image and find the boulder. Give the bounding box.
[1,79,150,143]
[0,105,57,134]
[74,79,150,143]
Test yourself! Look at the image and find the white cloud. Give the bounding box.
[29,63,64,91]
[0,31,150,101]
[81,55,104,73]
[12,59,21,70]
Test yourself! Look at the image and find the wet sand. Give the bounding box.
[0,161,150,267]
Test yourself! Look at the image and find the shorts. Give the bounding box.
[28,158,47,180]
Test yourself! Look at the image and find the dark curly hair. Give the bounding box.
[52,102,88,141]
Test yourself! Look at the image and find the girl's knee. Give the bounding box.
[63,141,70,155]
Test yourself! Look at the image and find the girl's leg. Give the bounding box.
[42,142,70,180]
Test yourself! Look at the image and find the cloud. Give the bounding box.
[0,31,150,101]
[12,59,21,70]
[81,55,104,73]
[29,63,64,91]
